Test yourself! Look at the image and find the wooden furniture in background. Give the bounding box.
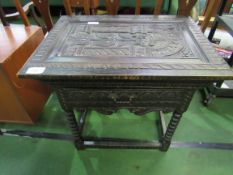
[200,0,232,33]
[0,0,53,33]
[135,0,164,15]
[177,0,197,16]
[202,0,233,105]
[0,25,50,124]
[200,0,219,32]
[13,0,30,26]
[105,0,119,15]
[0,0,51,124]
[0,1,9,26]
[105,0,164,15]
[202,0,232,17]
[0,0,30,27]
[31,0,53,32]
[64,0,100,15]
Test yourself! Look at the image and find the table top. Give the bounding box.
[18,15,233,81]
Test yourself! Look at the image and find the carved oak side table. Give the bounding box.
[18,15,233,151]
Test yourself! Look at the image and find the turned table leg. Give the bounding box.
[160,90,194,151]
[66,110,84,149]
[161,111,183,151]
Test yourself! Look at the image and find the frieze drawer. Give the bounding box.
[57,88,185,108]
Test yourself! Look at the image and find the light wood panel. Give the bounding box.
[0,25,50,124]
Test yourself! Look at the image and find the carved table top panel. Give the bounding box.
[54,23,194,59]
[18,15,233,81]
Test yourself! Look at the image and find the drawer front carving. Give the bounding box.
[57,88,185,110]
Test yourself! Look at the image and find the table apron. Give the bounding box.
[55,87,196,114]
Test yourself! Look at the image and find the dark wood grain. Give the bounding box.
[63,0,100,15]
[105,0,164,15]
[177,0,197,16]
[18,15,233,80]
[31,0,53,32]
[17,15,233,150]
[154,0,164,15]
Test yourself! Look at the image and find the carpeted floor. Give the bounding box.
[0,91,233,175]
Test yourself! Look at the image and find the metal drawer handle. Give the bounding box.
[110,94,135,102]
[129,95,135,101]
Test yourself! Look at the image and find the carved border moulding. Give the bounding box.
[49,81,211,89]
[24,62,229,70]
